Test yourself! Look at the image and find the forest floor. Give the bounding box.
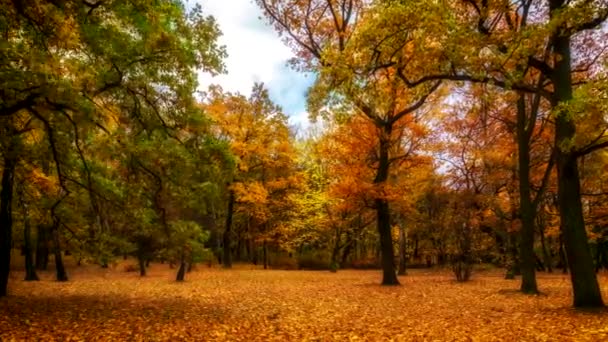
[2,262,608,341]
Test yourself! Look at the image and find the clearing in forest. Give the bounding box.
[2,264,608,341]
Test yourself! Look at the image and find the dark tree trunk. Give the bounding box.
[236,237,243,262]
[558,232,569,274]
[263,240,268,270]
[516,95,538,294]
[223,190,235,269]
[341,238,353,267]
[398,221,407,276]
[548,10,603,306]
[35,225,49,270]
[51,222,68,282]
[505,231,520,279]
[330,227,340,272]
[176,252,186,282]
[539,224,553,273]
[137,252,146,277]
[245,238,252,262]
[23,205,39,281]
[374,126,399,285]
[0,154,16,296]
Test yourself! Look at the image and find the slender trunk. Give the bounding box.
[398,220,407,276]
[176,251,186,281]
[516,95,538,294]
[35,225,49,270]
[245,238,251,262]
[549,17,603,306]
[505,231,520,279]
[51,222,68,282]
[223,190,234,269]
[0,154,16,296]
[137,252,146,276]
[559,232,569,274]
[330,226,340,272]
[263,240,268,270]
[341,237,353,267]
[539,224,552,273]
[236,237,243,262]
[23,205,38,281]
[375,126,399,285]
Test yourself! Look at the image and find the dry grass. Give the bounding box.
[2,262,608,341]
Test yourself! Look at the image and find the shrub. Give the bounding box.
[269,255,298,270]
[297,252,330,270]
[123,264,138,272]
[349,257,380,270]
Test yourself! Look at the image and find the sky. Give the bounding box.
[195,0,314,128]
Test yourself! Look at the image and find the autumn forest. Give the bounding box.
[2,0,608,340]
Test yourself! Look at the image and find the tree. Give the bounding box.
[367,0,607,307]
[258,0,442,285]
[0,0,226,295]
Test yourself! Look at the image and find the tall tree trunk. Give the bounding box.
[51,222,68,282]
[374,126,399,285]
[341,235,354,267]
[539,224,553,273]
[0,154,16,296]
[137,252,146,277]
[330,226,340,272]
[23,204,38,281]
[223,190,235,269]
[398,220,407,276]
[549,10,603,306]
[559,232,568,274]
[505,231,520,279]
[516,95,538,294]
[263,240,268,270]
[176,250,186,282]
[35,224,49,270]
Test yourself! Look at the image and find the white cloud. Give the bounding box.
[195,0,312,127]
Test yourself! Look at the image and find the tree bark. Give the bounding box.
[23,204,38,281]
[398,220,407,276]
[35,224,49,270]
[539,223,553,273]
[516,95,538,294]
[137,252,146,277]
[0,153,16,296]
[176,251,186,282]
[330,226,340,272]
[222,190,235,269]
[374,126,399,285]
[51,221,68,282]
[548,6,603,306]
[263,240,268,270]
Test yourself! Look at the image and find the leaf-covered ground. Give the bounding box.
[2,264,608,341]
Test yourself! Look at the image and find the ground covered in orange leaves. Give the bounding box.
[2,264,608,341]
